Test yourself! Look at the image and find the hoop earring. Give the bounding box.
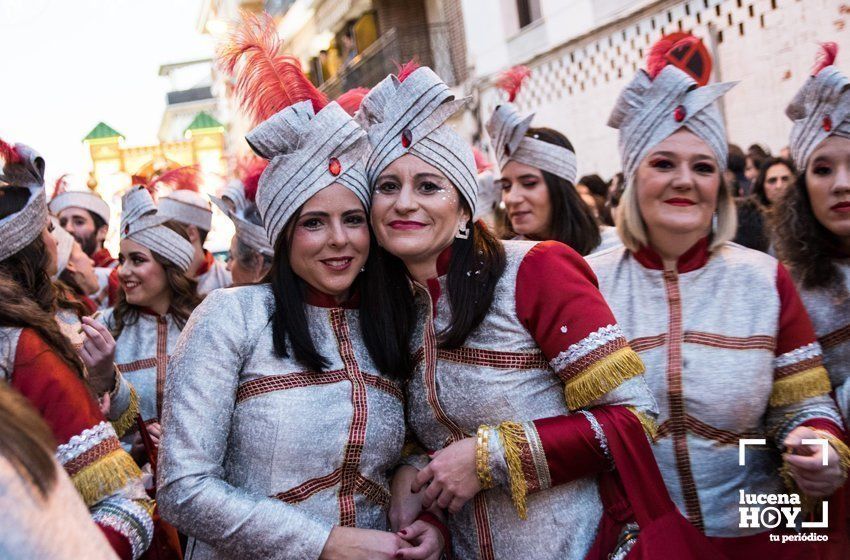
[455,222,470,240]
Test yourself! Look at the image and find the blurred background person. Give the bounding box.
[734,157,797,253]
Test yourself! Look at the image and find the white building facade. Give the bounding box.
[463,0,850,178]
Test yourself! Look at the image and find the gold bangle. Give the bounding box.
[476,425,494,489]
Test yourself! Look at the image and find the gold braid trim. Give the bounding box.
[768,366,831,407]
[497,421,530,520]
[564,347,645,410]
[71,448,143,507]
[134,498,156,517]
[627,406,658,441]
[110,385,139,439]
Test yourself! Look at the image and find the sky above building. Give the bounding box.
[0,0,213,187]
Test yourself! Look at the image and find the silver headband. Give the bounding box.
[486,103,577,184]
[0,144,48,262]
[787,63,850,170]
[210,195,273,258]
[247,100,370,248]
[119,186,195,272]
[608,65,736,184]
[49,190,111,226]
[357,67,478,216]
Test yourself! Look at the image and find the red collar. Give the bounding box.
[195,250,215,277]
[305,285,360,309]
[91,248,115,268]
[421,246,452,312]
[633,237,710,273]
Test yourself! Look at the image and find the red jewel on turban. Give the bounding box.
[401,128,412,148]
[674,105,687,122]
[329,157,341,176]
[504,143,511,156]
[124,224,130,235]
[823,115,832,132]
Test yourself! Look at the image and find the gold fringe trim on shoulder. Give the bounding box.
[497,421,530,520]
[769,367,831,407]
[564,347,645,411]
[627,406,658,441]
[110,385,139,439]
[71,448,143,507]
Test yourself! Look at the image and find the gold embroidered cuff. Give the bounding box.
[476,425,494,490]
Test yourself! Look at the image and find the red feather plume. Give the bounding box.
[0,138,22,165]
[52,173,70,200]
[236,155,268,202]
[148,165,201,193]
[396,59,421,83]
[812,42,838,76]
[646,33,710,86]
[496,66,531,102]
[472,147,492,174]
[336,87,370,116]
[218,10,327,126]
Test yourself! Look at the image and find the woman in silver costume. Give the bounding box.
[156,13,445,560]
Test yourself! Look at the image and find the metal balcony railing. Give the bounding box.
[319,23,460,99]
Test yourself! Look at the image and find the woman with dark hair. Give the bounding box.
[774,43,850,426]
[0,383,120,559]
[0,140,153,559]
[587,35,848,558]
[487,66,616,255]
[358,65,681,560]
[487,67,615,255]
[577,173,614,226]
[100,185,202,468]
[734,157,797,253]
[744,143,770,187]
[157,14,444,559]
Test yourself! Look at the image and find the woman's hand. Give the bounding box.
[147,422,162,448]
[412,437,481,514]
[319,526,406,559]
[79,316,117,395]
[390,465,423,531]
[784,426,845,497]
[396,520,445,560]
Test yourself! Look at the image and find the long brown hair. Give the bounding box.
[0,383,57,497]
[498,127,601,255]
[110,221,202,338]
[772,173,846,290]
[0,234,87,382]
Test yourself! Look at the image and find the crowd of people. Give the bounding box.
[1,14,849,560]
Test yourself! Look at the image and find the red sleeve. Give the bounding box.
[99,526,133,560]
[10,328,105,445]
[775,262,819,356]
[515,240,620,367]
[533,414,609,486]
[803,419,844,440]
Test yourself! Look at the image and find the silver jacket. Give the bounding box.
[157,285,406,559]
[587,242,843,537]
[796,259,850,423]
[406,240,656,560]
[101,309,183,424]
